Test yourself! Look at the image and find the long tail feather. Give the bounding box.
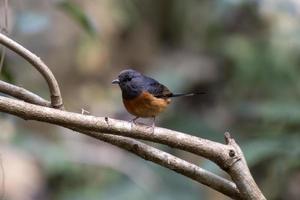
[170,92,205,98]
[155,92,205,98]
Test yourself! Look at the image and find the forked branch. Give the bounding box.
[0,33,63,108]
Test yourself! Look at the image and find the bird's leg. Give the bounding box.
[151,117,155,133]
[130,116,139,128]
[130,116,139,124]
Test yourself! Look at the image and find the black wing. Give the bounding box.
[143,76,173,98]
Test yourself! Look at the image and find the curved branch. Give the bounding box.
[77,130,241,199]
[0,33,63,108]
[0,80,51,107]
[0,95,232,168]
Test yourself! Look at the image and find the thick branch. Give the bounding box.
[77,130,241,199]
[0,80,51,107]
[224,133,266,200]
[0,33,63,108]
[0,96,232,168]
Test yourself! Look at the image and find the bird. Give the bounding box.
[112,69,203,128]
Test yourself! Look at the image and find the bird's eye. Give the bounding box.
[127,77,132,81]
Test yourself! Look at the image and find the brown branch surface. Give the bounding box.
[0,33,63,108]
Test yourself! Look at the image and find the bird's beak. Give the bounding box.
[112,79,120,84]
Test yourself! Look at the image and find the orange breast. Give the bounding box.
[123,91,171,118]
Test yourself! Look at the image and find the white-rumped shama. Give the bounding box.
[112,69,202,127]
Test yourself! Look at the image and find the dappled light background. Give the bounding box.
[1,0,300,199]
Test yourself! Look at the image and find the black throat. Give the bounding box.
[121,84,142,100]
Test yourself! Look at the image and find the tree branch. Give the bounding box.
[78,130,242,199]
[0,83,242,199]
[224,132,266,199]
[0,95,232,167]
[0,33,63,108]
[0,82,230,167]
[0,80,51,107]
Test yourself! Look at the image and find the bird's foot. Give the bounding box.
[146,117,155,134]
[129,116,139,128]
[146,124,155,134]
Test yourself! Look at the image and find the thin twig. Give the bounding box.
[4,0,8,31]
[0,80,51,107]
[0,0,8,72]
[0,47,5,73]
[0,33,63,108]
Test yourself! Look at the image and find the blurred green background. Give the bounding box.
[0,0,300,199]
